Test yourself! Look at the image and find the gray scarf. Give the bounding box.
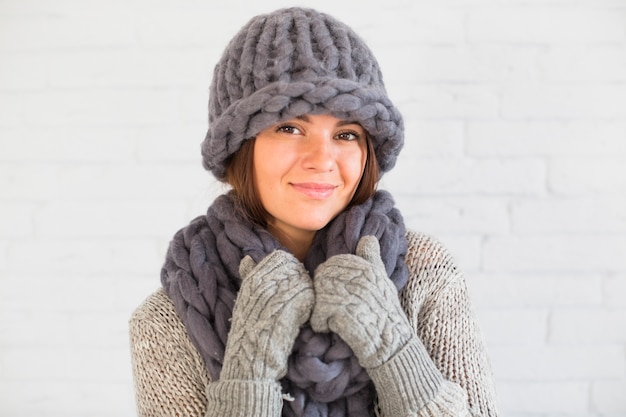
[162,190,408,416]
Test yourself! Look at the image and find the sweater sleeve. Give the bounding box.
[129,289,210,417]
[387,231,499,417]
[129,233,499,417]
[130,289,287,417]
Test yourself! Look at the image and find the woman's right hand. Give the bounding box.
[219,250,314,382]
[310,236,413,370]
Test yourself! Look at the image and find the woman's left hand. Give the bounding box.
[310,236,413,369]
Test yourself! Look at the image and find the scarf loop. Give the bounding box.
[162,190,408,416]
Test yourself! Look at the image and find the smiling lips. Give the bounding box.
[290,182,338,199]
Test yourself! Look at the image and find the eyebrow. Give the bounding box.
[295,115,362,127]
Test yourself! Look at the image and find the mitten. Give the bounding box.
[310,236,412,369]
[223,250,314,380]
[311,237,470,416]
[206,250,314,417]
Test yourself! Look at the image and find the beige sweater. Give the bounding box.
[129,231,499,416]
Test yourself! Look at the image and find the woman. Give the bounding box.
[130,7,499,417]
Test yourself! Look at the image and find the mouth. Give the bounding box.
[290,182,337,199]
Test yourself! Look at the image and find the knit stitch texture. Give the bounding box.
[130,231,500,417]
[311,236,414,369]
[221,251,313,381]
[161,190,407,416]
[202,7,404,180]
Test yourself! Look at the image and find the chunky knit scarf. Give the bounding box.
[162,190,408,416]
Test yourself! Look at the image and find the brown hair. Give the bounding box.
[224,135,380,227]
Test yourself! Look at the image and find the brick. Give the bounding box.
[0,346,132,382]
[469,273,604,308]
[497,381,589,415]
[46,50,210,89]
[468,8,625,43]
[24,89,181,126]
[54,164,213,200]
[118,275,161,313]
[135,9,244,49]
[0,163,212,205]
[502,84,626,119]
[0,52,48,90]
[478,308,548,345]
[7,238,162,274]
[400,121,465,157]
[0,13,135,52]
[467,121,626,157]
[538,46,626,82]
[187,184,226,215]
[581,0,626,4]
[0,273,160,314]
[378,45,537,83]
[489,345,624,379]
[512,199,626,233]
[179,88,211,123]
[592,380,626,414]
[0,0,130,15]
[427,234,483,272]
[392,84,500,119]
[0,311,71,347]
[0,240,7,272]
[360,8,465,46]
[442,0,577,4]
[136,124,205,162]
[0,203,36,237]
[605,275,626,308]
[0,92,25,127]
[34,201,189,238]
[583,0,626,4]
[550,309,626,344]
[484,236,626,272]
[383,157,546,196]
[0,127,136,162]
[395,197,509,234]
[550,158,626,195]
[0,164,60,201]
[69,312,132,348]
[0,380,136,417]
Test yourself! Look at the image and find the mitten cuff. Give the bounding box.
[205,379,283,417]
[368,336,467,416]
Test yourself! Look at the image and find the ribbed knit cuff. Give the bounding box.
[367,336,446,416]
[205,379,283,417]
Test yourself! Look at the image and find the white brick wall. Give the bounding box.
[1,0,625,416]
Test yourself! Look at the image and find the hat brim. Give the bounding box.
[202,77,404,181]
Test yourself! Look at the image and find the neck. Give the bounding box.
[267,223,315,262]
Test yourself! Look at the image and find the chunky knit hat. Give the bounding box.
[202,7,404,180]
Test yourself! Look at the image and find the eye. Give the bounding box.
[276,124,302,135]
[335,130,361,141]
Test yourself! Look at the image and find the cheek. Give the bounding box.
[253,139,291,198]
[343,147,367,187]
[254,137,291,170]
[252,144,272,198]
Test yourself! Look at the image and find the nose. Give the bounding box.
[302,135,335,172]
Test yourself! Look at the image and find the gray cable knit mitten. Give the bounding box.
[310,236,412,369]
[311,236,469,416]
[205,250,314,417]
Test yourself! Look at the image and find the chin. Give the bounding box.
[299,213,340,232]
[298,220,332,232]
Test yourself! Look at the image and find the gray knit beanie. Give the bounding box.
[202,7,404,180]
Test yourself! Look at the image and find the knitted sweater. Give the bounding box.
[129,230,499,416]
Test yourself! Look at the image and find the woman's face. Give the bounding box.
[253,114,367,245]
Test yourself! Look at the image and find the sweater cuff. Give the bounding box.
[367,336,468,416]
[205,379,283,417]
